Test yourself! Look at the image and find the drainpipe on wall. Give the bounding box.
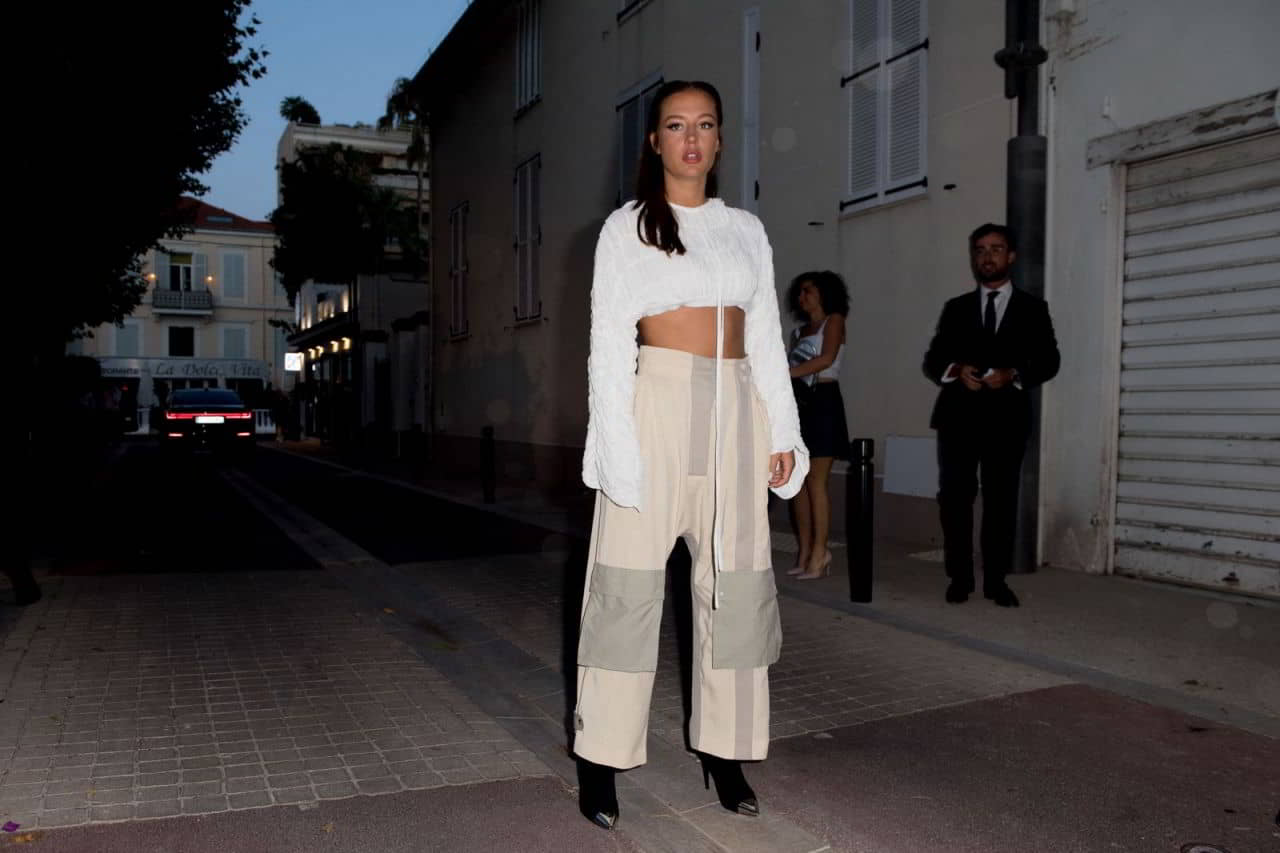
[995,0,1048,573]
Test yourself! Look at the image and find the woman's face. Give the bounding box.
[649,89,721,188]
[798,280,822,316]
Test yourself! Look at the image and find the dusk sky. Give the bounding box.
[201,0,470,222]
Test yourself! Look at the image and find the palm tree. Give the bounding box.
[279,96,321,125]
[380,77,433,443]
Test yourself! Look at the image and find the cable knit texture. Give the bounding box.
[583,198,810,509]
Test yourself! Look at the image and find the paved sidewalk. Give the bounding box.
[248,443,1280,852]
[0,572,551,832]
[266,441,1280,737]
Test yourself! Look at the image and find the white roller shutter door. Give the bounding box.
[1114,131,1280,597]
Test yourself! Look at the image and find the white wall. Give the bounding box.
[1040,0,1280,572]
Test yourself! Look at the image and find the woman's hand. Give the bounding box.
[768,451,795,488]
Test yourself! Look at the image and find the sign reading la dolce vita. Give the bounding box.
[98,358,270,380]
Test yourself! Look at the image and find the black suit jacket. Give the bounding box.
[923,287,1060,433]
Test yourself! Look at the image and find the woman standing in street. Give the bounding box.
[576,80,808,830]
[786,271,850,579]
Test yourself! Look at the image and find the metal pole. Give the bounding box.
[846,438,874,602]
[995,0,1047,574]
[481,425,496,504]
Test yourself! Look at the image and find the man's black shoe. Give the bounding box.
[984,584,1020,607]
[945,582,972,604]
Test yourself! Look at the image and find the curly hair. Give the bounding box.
[786,270,849,323]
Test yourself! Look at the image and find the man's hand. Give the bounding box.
[951,364,983,391]
[982,368,1016,390]
[768,451,795,488]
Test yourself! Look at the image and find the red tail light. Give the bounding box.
[165,411,252,420]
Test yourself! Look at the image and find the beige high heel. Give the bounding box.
[786,556,808,576]
[795,549,831,580]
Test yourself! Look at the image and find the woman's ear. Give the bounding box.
[649,131,659,153]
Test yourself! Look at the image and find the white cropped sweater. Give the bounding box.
[583,198,810,510]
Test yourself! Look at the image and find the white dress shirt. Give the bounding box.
[941,280,1019,386]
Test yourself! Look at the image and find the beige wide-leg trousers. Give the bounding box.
[574,346,782,770]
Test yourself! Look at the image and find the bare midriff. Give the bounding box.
[638,306,746,359]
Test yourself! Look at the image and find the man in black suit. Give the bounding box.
[923,224,1060,607]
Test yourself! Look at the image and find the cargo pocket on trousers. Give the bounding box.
[711,570,783,670]
[577,563,666,673]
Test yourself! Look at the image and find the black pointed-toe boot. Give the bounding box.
[577,759,619,830]
[698,753,759,817]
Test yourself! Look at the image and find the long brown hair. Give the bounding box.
[633,80,723,256]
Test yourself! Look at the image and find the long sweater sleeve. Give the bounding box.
[582,225,644,509]
[744,223,810,499]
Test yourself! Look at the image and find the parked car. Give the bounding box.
[161,389,256,450]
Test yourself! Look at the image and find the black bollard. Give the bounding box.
[846,438,874,602]
[481,425,496,504]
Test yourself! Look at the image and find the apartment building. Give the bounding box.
[276,121,430,447]
[412,0,1277,596]
[78,198,290,432]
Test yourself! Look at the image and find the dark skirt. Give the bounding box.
[794,380,849,459]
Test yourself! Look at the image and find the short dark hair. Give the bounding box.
[787,270,850,323]
[968,223,1016,253]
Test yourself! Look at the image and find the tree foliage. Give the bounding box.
[270,144,425,302]
[25,2,267,347]
[280,96,321,125]
[379,78,428,170]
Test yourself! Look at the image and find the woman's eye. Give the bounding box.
[699,121,715,130]
[666,122,683,132]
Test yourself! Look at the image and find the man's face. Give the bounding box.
[970,232,1015,285]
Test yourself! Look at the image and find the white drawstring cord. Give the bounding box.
[712,231,724,610]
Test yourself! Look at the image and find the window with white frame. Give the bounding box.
[221,325,249,359]
[449,202,469,337]
[220,251,247,302]
[165,250,209,291]
[616,75,663,206]
[841,0,927,211]
[514,156,541,322]
[515,0,541,112]
[114,320,141,357]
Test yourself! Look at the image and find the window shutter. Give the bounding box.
[116,323,139,357]
[222,252,246,300]
[194,253,208,292]
[532,0,541,100]
[851,0,880,73]
[515,164,527,317]
[889,0,925,56]
[153,250,168,290]
[530,157,541,315]
[848,69,881,199]
[224,327,247,359]
[887,50,926,187]
[459,205,468,331]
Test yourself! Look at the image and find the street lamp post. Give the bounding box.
[995,0,1049,574]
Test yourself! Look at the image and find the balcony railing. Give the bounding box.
[152,289,213,312]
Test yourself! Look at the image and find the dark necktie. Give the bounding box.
[984,291,998,335]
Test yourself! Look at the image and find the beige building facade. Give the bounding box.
[414,0,1278,596]
[1037,0,1278,596]
[77,198,291,431]
[413,0,1003,518]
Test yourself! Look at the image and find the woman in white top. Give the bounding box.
[576,80,807,830]
[786,271,850,579]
